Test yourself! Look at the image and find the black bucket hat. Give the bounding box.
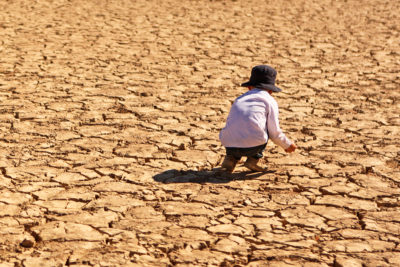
[241,65,282,92]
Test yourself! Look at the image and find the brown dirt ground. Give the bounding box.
[1,0,400,266]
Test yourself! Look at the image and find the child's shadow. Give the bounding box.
[153,168,275,184]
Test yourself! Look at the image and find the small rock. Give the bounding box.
[20,236,35,248]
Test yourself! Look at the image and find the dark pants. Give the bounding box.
[225,143,267,161]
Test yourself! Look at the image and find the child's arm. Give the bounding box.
[267,102,296,153]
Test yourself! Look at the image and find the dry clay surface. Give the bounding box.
[1,0,400,266]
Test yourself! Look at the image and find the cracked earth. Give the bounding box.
[0,0,400,266]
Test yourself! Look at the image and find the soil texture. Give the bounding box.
[0,0,399,266]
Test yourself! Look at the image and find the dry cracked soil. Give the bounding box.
[0,0,400,266]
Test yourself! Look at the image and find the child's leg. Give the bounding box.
[221,144,267,173]
[221,155,238,173]
[247,144,267,159]
[221,148,242,173]
[243,144,268,172]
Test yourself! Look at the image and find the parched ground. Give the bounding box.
[0,0,399,266]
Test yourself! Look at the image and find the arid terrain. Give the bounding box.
[0,0,399,266]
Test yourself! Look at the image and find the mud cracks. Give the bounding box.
[0,0,399,266]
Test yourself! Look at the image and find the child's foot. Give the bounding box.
[244,157,267,172]
[220,155,238,173]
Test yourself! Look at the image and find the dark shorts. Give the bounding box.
[225,143,267,160]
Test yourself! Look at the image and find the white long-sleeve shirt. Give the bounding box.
[219,88,292,149]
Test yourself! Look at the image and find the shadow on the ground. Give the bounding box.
[153,168,275,184]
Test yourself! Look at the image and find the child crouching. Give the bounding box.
[219,65,296,173]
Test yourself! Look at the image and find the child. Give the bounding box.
[219,65,297,173]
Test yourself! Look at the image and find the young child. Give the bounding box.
[219,65,297,173]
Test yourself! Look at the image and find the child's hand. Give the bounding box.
[285,144,297,153]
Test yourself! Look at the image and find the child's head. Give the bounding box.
[241,65,282,93]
